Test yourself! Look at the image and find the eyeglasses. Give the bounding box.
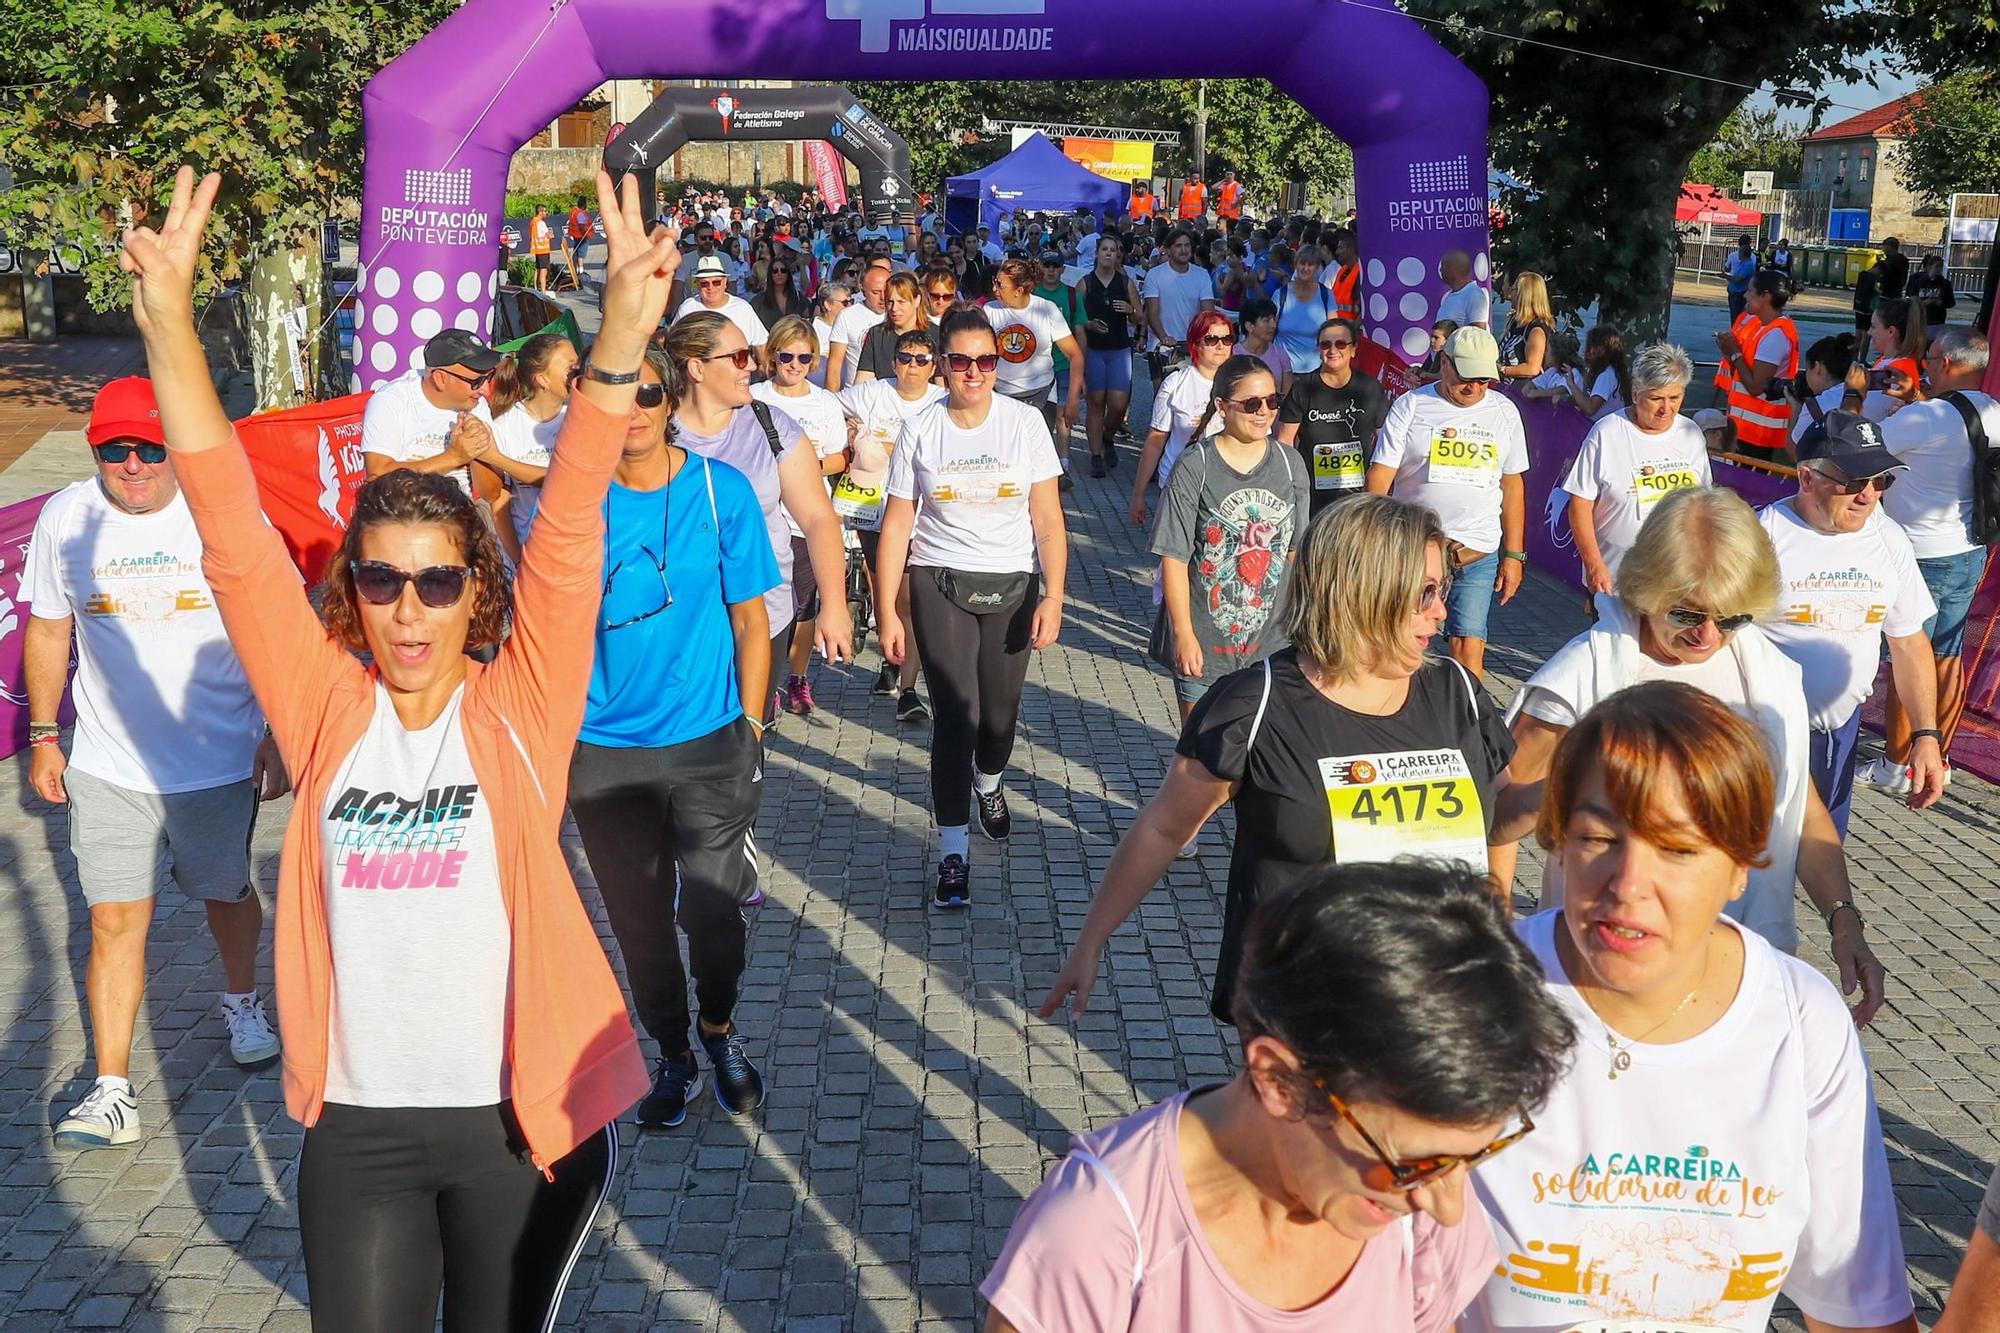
[1226,393,1282,413]
[697,278,728,289]
[1809,465,1896,495]
[895,352,936,367]
[703,348,756,369]
[1319,338,1355,351]
[1197,333,1235,347]
[634,383,668,409]
[1418,572,1453,612]
[926,290,956,303]
[93,441,168,465]
[773,350,814,367]
[1665,606,1756,633]
[438,368,494,390]
[944,352,1001,374]
[1316,1077,1534,1191]
[351,560,471,609]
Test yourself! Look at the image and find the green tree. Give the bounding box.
[1408,0,2000,338]
[1686,107,1804,193]
[1893,71,2000,206]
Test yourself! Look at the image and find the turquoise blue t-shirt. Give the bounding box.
[581,455,779,749]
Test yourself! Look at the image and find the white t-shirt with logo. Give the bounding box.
[1466,911,1912,1333]
[1880,391,2000,559]
[985,295,1073,396]
[1561,412,1712,574]
[1759,499,1934,730]
[752,380,845,540]
[1372,385,1530,551]
[1436,281,1490,328]
[886,395,1064,574]
[672,294,768,348]
[489,403,562,549]
[359,371,495,497]
[837,380,947,531]
[322,686,509,1107]
[23,483,265,795]
[1144,262,1213,345]
[833,301,887,356]
[1149,365,1226,489]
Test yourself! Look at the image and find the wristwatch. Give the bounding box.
[1501,550,1528,563]
[1910,728,1945,744]
[581,364,641,386]
[1824,898,1864,928]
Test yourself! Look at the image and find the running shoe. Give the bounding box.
[975,786,1011,841]
[783,674,816,716]
[872,662,900,696]
[933,854,971,910]
[222,996,281,1070]
[1860,755,1912,796]
[896,690,930,724]
[1105,445,1120,470]
[1058,469,1076,492]
[1090,456,1107,479]
[637,1053,702,1129]
[698,1027,766,1115]
[55,1079,140,1148]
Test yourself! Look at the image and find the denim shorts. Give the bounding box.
[1918,547,1988,659]
[1173,671,1214,707]
[1445,551,1500,642]
[1084,346,1133,394]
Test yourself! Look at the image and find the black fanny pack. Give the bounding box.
[934,568,1034,616]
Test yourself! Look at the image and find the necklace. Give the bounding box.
[1601,945,1711,1081]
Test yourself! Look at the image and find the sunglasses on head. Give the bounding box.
[1226,393,1282,413]
[93,441,168,465]
[1665,606,1755,633]
[895,351,935,367]
[352,560,471,609]
[702,347,756,369]
[944,352,1001,374]
[1316,1077,1534,1191]
[1810,465,1895,495]
[1319,337,1355,351]
[1197,333,1235,347]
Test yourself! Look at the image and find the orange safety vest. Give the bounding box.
[1178,180,1206,219]
[1130,190,1156,221]
[1216,179,1243,219]
[1724,314,1800,451]
[1330,262,1361,321]
[1712,311,1760,395]
[529,215,553,256]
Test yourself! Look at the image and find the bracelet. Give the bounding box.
[744,714,767,736]
[1501,550,1528,563]
[27,723,59,739]
[581,364,642,386]
[1825,899,1863,928]
[28,734,60,748]
[1910,728,1944,744]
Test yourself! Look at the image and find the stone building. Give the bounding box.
[1797,93,1943,247]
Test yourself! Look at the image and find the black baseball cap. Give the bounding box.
[1801,409,1906,478]
[422,329,502,374]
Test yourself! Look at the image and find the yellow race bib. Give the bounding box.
[1426,428,1502,487]
[1633,463,1702,512]
[831,474,885,530]
[1312,441,1364,492]
[1320,749,1488,868]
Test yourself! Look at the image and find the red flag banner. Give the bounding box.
[805,141,849,211]
[233,392,372,585]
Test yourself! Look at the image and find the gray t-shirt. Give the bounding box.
[1148,438,1309,681]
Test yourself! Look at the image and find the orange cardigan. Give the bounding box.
[175,393,647,1174]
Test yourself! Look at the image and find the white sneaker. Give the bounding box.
[1942,759,1955,789]
[55,1079,141,1148]
[222,997,281,1070]
[1861,756,1912,796]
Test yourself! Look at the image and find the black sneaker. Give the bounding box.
[1090,456,1107,479]
[896,689,930,723]
[975,786,1011,841]
[636,1053,702,1129]
[698,1027,766,1115]
[872,662,899,696]
[933,854,970,910]
[1104,446,1120,470]
[1057,469,1076,492]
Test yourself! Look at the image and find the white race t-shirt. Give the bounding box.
[1144,263,1213,345]
[22,483,264,794]
[322,686,510,1107]
[1521,641,1749,727]
[752,380,845,540]
[1880,391,1999,558]
[836,380,946,531]
[985,295,1073,396]
[886,395,1063,573]
[1436,281,1490,328]
[1467,912,1913,1333]
[359,371,495,497]
[1585,366,1624,420]
[1372,385,1530,551]
[673,294,768,348]
[833,301,886,355]
[1561,412,1712,574]
[489,403,561,549]
[1760,499,1934,730]
[1148,365,1225,488]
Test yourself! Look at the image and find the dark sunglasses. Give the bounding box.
[1665,606,1755,633]
[696,277,728,288]
[1317,1077,1534,1191]
[894,352,935,367]
[1810,465,1896,496]
[438,368,494,390]
[773,350,814,366]
[703,348,756,369]
[1226,393,1282,413]
[351,560,471,609]
[1319,338,1355,351]
[944,352,1001,374]
[1197,333,1235,347]
[93,442,168,465]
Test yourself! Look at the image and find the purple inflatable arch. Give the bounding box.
[355,0,1490,389]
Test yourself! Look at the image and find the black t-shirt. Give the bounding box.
[1277,372,1392,514]
[1178,649,1514,1022]
[1911,273,1955,326]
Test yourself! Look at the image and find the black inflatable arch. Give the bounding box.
[603,84,915,227]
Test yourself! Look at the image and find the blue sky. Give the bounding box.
[1750,64,1923,127]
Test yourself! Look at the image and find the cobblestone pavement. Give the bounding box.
[0,402,1996,1330]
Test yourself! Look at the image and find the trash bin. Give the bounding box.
[1845,247,1883,288]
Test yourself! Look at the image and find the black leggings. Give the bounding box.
[907,566,1038,828]
[569,719,760,1053]
[298,1102,614,1333]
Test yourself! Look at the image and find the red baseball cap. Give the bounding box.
[87,377,165,447]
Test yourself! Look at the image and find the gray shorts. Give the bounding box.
[67,768,258,908]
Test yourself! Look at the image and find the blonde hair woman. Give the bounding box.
[853,271,929,384]
[1497,271,1554,380]
[1042,494,1521,1023]
[1487,486,1891,1026]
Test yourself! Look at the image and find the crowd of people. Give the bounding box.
[31,160,2000,1329]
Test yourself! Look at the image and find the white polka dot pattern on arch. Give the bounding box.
[453,309,481,332]
[370,304,398,336]
[410,307,443,340]
[1366,259,1386,289]
[409,345,428,372]
[1401,328,1431,358]
[1474,252,1490,280]
[456,272,483,302]
[1399,292,1429,322]
[413,270,445,303]
[1371,328,1392,347]
[1369,294,1389,323]
[372,267,400,300]
[1396,256,1426,288]
[369,340,397,372]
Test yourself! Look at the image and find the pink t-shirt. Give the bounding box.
[980,1089,1497,1332]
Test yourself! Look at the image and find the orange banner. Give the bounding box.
[1062,138,1155,184]
[233,393,372,585]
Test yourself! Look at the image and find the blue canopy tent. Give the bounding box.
[943,133,1132,238]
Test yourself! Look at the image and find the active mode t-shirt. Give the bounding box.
[1146,263,1214,345]
[1560,411,1712,575]
[1371,386,1529,552]
[1279,371,1391,512]
[886,395,1063,574]
[23,482,265,794]
[1180,651,1512,1020]
[983,1087,1496,1333]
